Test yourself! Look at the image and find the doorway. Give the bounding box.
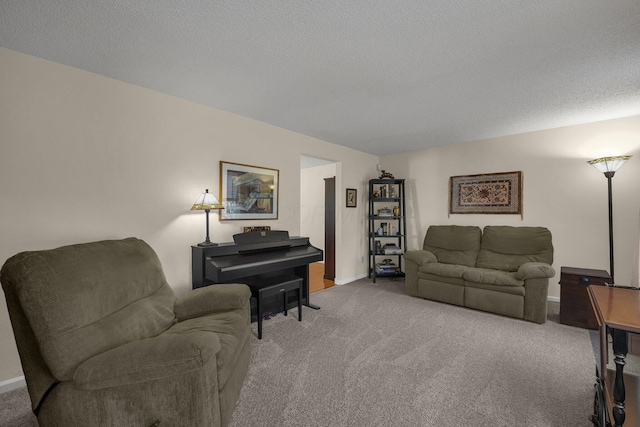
[324,176,336,281]
[300,155,337,291]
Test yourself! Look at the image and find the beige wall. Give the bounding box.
[381,115,640,299]
[0,48,377,384]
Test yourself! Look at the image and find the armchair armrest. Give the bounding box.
[73,331,220,390]
[516,262,555,280]
[404,250,437,266]
[174,284,251,321]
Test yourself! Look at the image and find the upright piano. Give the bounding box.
[191,230,323,313]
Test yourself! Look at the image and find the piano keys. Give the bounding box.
[191,230,323,313]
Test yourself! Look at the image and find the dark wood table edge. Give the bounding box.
[588,285,640,427]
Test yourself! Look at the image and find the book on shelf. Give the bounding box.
[375,262,399,274]
[383,244,402,254]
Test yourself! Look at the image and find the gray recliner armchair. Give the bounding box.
[1,237,251,427]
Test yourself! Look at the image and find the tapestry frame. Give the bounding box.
[449,171,522,215]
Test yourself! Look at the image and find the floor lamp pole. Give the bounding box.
[587,155,632,284]
[606,171,615,282]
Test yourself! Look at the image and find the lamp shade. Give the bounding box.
[191,189,224,210]
[587,155,632,173]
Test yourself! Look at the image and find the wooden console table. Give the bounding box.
[588,285,640,427]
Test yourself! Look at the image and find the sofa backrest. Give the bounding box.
[1,238,177,383]
[476,226,553,271]
[423,225,482,267]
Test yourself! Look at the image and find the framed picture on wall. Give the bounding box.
[449,171,522,217]
[219,161,279,220]
[346,188,357,207]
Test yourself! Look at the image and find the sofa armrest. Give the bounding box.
[174,284,251,321]
[516,262,555,280]
[73,331,221,390]
[404,250,437,266]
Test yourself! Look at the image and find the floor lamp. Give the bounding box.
[191,189,224,247]
[587,155,632,282]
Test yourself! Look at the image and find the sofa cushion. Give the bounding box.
[463,267,524,287]
[419,262,469,279]
[476,226,553,272]
[418,272,465,286]
[423,225,482,267]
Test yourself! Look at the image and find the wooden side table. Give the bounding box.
[588,285,640,427]
[559,266,611,329]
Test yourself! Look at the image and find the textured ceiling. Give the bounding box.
[1,1,639,156]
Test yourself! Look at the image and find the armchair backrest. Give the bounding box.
[423,225,482,267]
[476,226,554,271]
[1,238,177,409]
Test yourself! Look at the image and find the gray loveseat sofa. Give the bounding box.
[404,225,554,323]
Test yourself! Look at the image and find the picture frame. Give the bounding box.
[449,171,522,216]
[219,161,279,220]
[346,188,357,207]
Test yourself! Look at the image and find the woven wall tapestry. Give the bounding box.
[449,171,522,217]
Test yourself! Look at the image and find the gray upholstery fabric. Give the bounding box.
[1,238,251,427]
[465,286,525,319]
[418,272,465,286]
[476,226,553,271]
[4,239,177,380]
[73,331,222,389]
[419,262,469,279]
[464,280,526,296]
[175,283,251,320]
[423,225,482,267]
[418,278,465,305]
[165,308,250,390]
[404,249,437,266]
[516,262,556,280]
[463,268,524,287]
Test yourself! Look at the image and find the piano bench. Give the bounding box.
[246,274,303,339]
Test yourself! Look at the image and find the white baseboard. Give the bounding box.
[0,376,26,394]
[548,296,560,303]
[334,273,368,285]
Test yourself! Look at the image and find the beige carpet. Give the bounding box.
[228,278,595,427]
[1,278,597,426]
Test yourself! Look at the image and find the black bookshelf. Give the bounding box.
[368,179,406,283]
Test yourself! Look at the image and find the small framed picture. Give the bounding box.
[346,188,357,207]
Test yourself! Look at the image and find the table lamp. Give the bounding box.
[191,189,224,247]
